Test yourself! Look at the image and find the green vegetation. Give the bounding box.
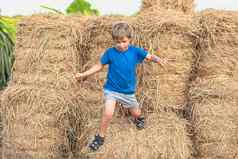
[40,5,64,14]
[0,18,15,89]
[66,0,99,15]
[41,0,99,16]
[0,17,19,41]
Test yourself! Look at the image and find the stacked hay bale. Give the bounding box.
[1,3,198,158]
[189,10,238,158]
[1,14,93,158]
[82,113,192,159]
[73,14,195,158]
[134,10,198,112]
[139,0,194,14]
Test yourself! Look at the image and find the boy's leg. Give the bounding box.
[129,106,141,118]
[89,99,116,151]
[129,106,145,129]
[99,99,116,137]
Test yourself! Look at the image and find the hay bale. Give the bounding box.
[189,10,238,158]
[194,8,238,77]
[190,84,238,158]
[1,85,93,158]
[12,72,77,90]
[191,98,238,143]
[1,14,98,158]
[13,47,78,74]
[14,14,89,74]
[134,11,198,111]
[16,14,88,49]
[81,112,193,159]
[197,142,238,159]
[139,0,194,14]
[1,85,69,158]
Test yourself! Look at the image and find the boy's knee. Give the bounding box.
[132,111,141,118]
[104,112,113,120]
[130,108,141,118]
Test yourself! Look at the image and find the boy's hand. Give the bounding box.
[74,73,84,81]
[146,54,168,67]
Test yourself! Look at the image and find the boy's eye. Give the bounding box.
[117,41,126,43]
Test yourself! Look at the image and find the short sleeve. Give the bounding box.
[100,49,111,65]
[137,48,148,63]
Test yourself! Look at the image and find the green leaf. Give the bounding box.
[40,5,65,14]
[0,20,15,89]
[0,18,16,42]
[66,0,99,15]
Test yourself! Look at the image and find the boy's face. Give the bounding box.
[114,36,130,52]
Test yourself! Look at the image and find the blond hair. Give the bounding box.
[112,21,132,39]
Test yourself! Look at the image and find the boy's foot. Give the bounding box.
[134,116,145,129]
[89,134,104,151]
[129,116,145,130]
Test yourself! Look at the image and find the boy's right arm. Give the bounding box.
[75,63,104,80]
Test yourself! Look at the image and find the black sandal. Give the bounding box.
[89,134,104,151]
[134,117,145,130]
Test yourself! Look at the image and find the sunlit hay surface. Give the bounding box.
[1,84,93,158]
[133,10,199,111]
[81,112,193,159]
[189,10,238,159]
[2,4,238,159]
[1,85,69,158]
[1,14,94,158]
[139,0,194,14]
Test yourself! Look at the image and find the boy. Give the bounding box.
[75,22,165,151]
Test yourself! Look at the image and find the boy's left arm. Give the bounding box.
[145,54,166,67]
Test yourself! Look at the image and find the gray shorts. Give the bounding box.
[104,89,139,108]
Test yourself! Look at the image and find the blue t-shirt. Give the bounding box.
[100,45,148,94]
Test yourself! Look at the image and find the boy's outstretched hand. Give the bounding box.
[74,73,85,81]
[146,54,167,66]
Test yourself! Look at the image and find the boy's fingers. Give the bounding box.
[74,73,81,80]
[74,73,87,82]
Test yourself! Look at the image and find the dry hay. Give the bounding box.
[194,10,238,78]
[1,85,69,158]
[16,14,88,49]
[189,10,238,158]
[14,14,89,74]
[133,10,199,111]
[2,12,198,158]
[1,85,92,158]
[1,14,98,158]
[12,72,78,91]
[139,0,194,14]
[190,75,238,100]
[190,98,238,158]
[13,47,78,75]
[6,7,238,159]
[81,112,193,159]
[191,97,238,142]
